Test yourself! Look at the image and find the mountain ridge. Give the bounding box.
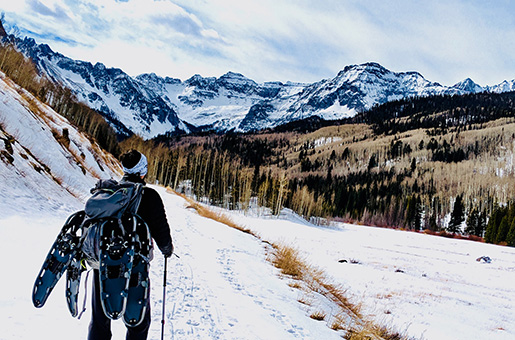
[3,25,515,139]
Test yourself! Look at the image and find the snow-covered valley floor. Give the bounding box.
[1,186,515,340]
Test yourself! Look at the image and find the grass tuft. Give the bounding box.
[310,311,326,321]
[272,244,306,278]
[177,191,257,237]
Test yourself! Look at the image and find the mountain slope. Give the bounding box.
[14,37,189,138]
[0,71,120,216]
[7,28,515,139]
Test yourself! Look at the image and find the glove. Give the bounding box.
[161,243,174,258]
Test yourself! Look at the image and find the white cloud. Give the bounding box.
[2,0,515,85]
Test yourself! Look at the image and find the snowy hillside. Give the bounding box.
[0,71,121,216]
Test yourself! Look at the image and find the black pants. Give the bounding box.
[88,270,151,340]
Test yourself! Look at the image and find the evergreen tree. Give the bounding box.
[405,195,418,229]
[448,195,464,234]
[414,198,423,230]
[495,216,510,244]
[485,206,503,243]
[410,158,417,173]
[368,154,377,171]
[476,210,487,237]
[428,214,439,231]
[507,219,515,247]
[465,207,479,236]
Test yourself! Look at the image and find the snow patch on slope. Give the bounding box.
[0,72,120,216]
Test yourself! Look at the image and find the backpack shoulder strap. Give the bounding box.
[125,183,144,216]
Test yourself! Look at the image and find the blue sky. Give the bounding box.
[1,0,515,86]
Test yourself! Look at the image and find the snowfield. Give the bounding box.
[1,188,515,340]
[230,209,515,340]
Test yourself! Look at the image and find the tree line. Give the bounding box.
[355,92,515,136]
[121,133,325,218]
[484,203,515,246]
[119,111,515,247]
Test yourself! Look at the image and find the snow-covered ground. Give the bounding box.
[2,188,515,340]
[230,209,515,340]
[0,189,342,340]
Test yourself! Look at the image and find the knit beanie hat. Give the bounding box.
[121,150,148,176]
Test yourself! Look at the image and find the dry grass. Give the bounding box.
[310,310,327,321]
[270,242,362,319]
[175,190,257,237]
[272,244,307,278]
[288,281,303,289]
[343,322,407,340]
[422,229,484,242]
[330,314,347,331]
[271,240,410,339]
[8,78,105,181]
[51,127,71,148]
[297,295,312,306]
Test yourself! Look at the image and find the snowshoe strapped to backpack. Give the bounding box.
[33,178,153,326]
[81,179,144,269]
[81,179,152,321]
[32,211,86,309]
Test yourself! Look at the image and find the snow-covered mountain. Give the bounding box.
[13,37,189,138]
[488,79,515,93]
[6,30,515,139]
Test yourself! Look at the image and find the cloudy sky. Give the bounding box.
[1,0,515,86]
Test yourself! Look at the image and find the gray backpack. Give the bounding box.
[81,179,144,268]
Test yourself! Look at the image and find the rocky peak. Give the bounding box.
[216,71,258,94]
[453,78,483,93]
[0,19,7,38]
[185,74,217,90]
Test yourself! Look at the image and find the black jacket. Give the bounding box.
[122,174,173,256]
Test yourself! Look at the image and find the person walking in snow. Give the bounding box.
[88,149,174,340]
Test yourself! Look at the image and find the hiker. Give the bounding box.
[88,149,174,340]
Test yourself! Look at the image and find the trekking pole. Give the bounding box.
[161,256,168,340]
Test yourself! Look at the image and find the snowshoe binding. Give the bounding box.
[123,215,152,327]
[65,254,87,317]
[98,215,137,320]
